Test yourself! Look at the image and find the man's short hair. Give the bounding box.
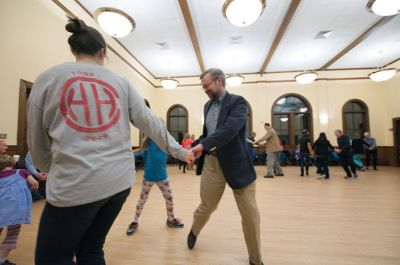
[335,129,342,133]
[264,123,270,127]
[200,68,226,86]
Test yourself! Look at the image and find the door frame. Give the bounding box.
[393,117,400,166]
[17,79,33,156]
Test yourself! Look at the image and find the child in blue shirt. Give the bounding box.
[127,137,184,235]
[0,154,38,265]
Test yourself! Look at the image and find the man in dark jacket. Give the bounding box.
[335,130,358,178]
[189,68,262,265]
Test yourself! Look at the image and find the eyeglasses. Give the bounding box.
[202,78,220,90]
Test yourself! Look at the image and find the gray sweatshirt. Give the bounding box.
[27,62,186,207]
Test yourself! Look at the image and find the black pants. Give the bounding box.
[317,156,329,177]
[299,152,309,175]
[365,149,378,169]
[339,151,357,177]
[35,188,130,265]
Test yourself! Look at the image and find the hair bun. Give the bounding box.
[65,16,87,33]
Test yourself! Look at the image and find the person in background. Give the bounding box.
[363,132,378,170]
[293,145,300,165]
[0,140,7,155]
[279,140,289,167]
[180,133,194,173]
[0,154,39,265]
[25,151,48,201]
[254,123,284,178]
[299,129,312,176]
[313,132,334,179]
[335,130,358,179]
[27,17,193,265]
[351,134,368,171]
[126,136,184,236]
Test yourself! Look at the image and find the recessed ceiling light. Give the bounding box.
[94,7,136,38]
[226,74,244,87]
[161,78,179,89]
[295,71,318,85]
[366,0,400,16]
[369,68,397,82]
[222,0,266,27]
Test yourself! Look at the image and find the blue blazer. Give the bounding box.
[194,92,256,189]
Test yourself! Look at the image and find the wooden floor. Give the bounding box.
[4,166,400,265]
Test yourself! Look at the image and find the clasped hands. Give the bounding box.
[184,144,205,164]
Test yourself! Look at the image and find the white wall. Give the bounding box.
[0,0,155,145]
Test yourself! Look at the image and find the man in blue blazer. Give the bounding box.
[189,68,263,265]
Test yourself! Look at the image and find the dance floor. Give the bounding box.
[6,165,400,265]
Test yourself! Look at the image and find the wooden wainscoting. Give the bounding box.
[377,146,397,166]
[6,145,18,156]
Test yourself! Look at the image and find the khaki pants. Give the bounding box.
[191,155,262,265]
[266,151,283,176]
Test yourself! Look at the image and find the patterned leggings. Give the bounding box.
[133,179,175,223]
[0,225,21,250]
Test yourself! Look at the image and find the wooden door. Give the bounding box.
[17,79,33,156]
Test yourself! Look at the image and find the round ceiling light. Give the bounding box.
[280,117,289,122]
[226,74,244,87]
[366,0,400,16]
[369,68,397,82]
[161,78,179,90]
[222,0,266,27]
[295,71,318,85]
[94,7,136,38]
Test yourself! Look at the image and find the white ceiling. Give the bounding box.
[77,0,400,78]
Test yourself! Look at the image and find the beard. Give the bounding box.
[207,86,221,101]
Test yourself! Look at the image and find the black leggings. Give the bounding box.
[35,188,130,265]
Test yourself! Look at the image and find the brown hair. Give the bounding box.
[66,16,106,56]
[200,68,226,86]
[0,154,15,171]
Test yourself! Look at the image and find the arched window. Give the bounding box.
[167,104,188,143]
[246,101,253,138]
[272,94,313,148]
[342,99,369,139]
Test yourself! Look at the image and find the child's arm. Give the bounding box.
[27,175,39,190]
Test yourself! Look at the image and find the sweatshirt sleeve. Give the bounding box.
[27,77,52,173]
[126,81,186,161]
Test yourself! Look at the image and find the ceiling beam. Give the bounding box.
[178,0,206,73]
[259,0,302,74]
[320,16,394,70]
[383,57,400,68]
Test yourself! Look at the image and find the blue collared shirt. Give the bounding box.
[205,92,226,135]
[25,152,39,175]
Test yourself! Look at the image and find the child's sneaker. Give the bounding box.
[1,260,16,265]
[166,218,184,228]
[126,222,138,235]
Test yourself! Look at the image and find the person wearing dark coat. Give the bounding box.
[335,130,358,179]
[312,132,334,179]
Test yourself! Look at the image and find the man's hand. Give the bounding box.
[185,149,195,164]
[191,144,204,159]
